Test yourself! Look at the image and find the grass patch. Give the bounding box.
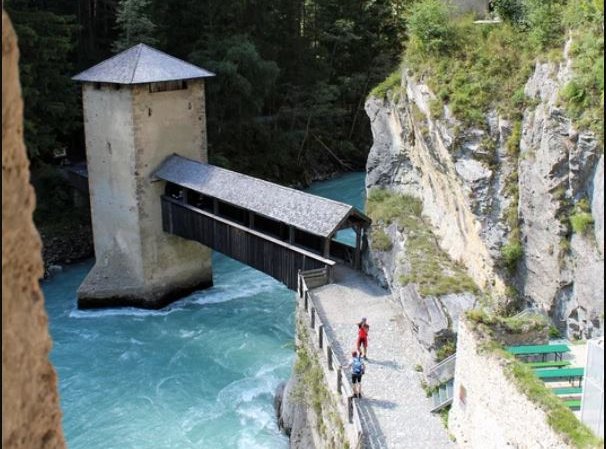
[435,339,456,362]
[506,120,522,157]
[366,188,422,226]
[560,0,604,142]
[438,405,451,429]
[570,212,594,235]
[481,338,603,448]
[501,241,524,274]
[294,319,348,446]
[570,197,594,235]
[429,98,444,119]
[367,189,480,297]
[549,325,561,339]
[466,308,549,334]
[371,228,393,251]
[369,69,402,99]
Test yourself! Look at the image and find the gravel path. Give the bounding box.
[312,266,456,449]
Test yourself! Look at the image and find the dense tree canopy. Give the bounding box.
[5,0,408,184]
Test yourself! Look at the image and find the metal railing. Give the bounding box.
[298,269,364,449]
[427,353,457,387]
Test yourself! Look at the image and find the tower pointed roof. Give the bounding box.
[72,43,215,84]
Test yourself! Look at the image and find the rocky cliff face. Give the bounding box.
[364,43,604,352]
[2,10,66,449]
[518,47,604,338]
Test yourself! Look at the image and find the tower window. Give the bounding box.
[148,80,188,93]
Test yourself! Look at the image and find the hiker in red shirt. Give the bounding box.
[357,317,369,360]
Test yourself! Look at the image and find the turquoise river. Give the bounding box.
[43,172,366,449]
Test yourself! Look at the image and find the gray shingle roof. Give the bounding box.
[72,44,215,84]
[154,155,369,238]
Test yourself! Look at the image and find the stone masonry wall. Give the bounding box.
[2,10,66,449]
[449,320,576,449]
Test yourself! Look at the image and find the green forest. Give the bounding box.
[5,0,408,188]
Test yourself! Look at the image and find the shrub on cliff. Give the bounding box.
[407,0,458,55]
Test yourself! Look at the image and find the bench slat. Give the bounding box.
[552,387,582,396]
[563,399,582,409]
[535,367,584,380]
[506,344,570,355]
[526,361,571,369]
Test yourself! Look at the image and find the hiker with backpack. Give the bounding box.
[344,351,366,398]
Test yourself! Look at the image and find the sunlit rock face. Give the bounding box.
[364,41,603,355]
[2,9,66,449]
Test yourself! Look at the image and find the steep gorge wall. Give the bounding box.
[364,43,604,351]
[518,49,604,336]
[2,10,66,449]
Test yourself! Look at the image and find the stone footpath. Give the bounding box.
[312,266,456,449]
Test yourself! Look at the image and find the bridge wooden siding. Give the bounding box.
[162,196,335,290]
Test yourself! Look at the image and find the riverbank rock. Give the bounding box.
[275,375,316,449]
[39,222,94,277]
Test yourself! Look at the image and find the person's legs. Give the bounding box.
[352,374,361,397]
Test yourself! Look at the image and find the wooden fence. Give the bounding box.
[298,269,364,448]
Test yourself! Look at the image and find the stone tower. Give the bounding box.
[73,44,214,308]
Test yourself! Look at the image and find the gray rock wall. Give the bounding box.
[519,44,603,338]
[364,41,604,349]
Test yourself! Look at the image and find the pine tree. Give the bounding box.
[5,0,79,162]
[113,0,158,53]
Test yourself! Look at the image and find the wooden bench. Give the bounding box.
[552,387,582,396]
[525,360,571,369]
[506,344,570,361]
[563,399,582,410]
[535,367,585,386]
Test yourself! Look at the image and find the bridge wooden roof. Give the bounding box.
[154,155,370,238]
[72,44,215,84]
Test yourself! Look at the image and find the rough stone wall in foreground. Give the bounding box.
[2,10,66,449]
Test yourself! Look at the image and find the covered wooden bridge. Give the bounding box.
[154,155,371,290]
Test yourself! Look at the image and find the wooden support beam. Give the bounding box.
[354,225,362,270]
[323,238,331,258]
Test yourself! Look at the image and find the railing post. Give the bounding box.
[318,325,324,349]
[304,291,309,311]
[337,368,343,394]
[327,346,333,370]
[348,395,354,423]
[311,307,316,329]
